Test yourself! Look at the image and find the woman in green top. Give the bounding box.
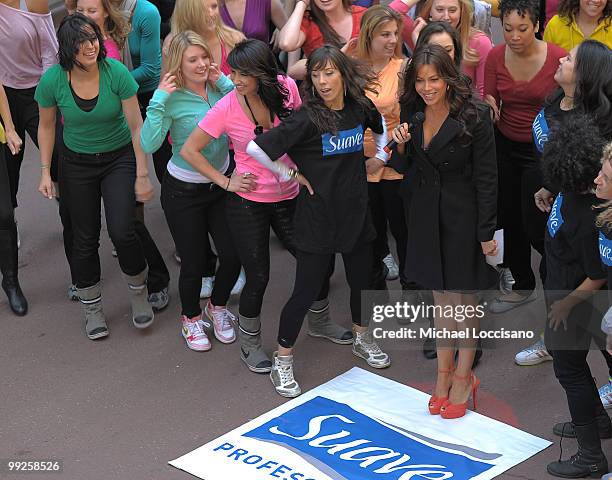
[141,31,243,351]
[36,14,155,340]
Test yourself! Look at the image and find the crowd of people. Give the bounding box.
[0,0,611,476]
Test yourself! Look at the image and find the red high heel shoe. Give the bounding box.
[428,367,454,415]
[440,372,480,419]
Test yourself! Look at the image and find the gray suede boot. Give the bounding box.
[239,314,272,373]
[306,299,353,344]
[123,267,154,329]
[77,282,109,340]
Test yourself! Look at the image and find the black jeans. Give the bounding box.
[278,242,372,348]
[0,144,13,230]
[545,294,611,425]
[369,179,408,287]
[161,174,241,318]
[225,193,329,318]
[3,86,59,207]
[137,90,173,184]
[60,143,147,288]
[496,129,546,292]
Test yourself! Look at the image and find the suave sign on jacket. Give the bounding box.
[169,368,550,480]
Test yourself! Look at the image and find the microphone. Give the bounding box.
[384,112,425,154]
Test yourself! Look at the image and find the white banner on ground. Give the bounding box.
[169,367,551,480]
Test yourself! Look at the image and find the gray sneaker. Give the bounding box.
[270,352,301,398]
[148,287,169,311]
[352,330,391,368]
[383,254,399,281]
[239,315,272,373]
[488,291,537,314]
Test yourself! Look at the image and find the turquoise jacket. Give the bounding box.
[141,74,234,173]
[128,0,161,93]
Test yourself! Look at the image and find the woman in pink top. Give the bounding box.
[182,40,351,374]
[76,0,130,61]
[0,0,57,209]
[391,0,493,97]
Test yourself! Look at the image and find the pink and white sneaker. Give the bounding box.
[205,301,236,344]
[181,314,212,351]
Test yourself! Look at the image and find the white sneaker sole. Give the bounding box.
[514,354,553,366]
[87,329,109,340]
[270,376,301,398]
[352,348,391,369]
[181,332,211,352]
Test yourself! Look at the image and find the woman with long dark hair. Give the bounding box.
[544,0,611,50]
[182,39,351,374]
[35,14,155,339]
[392,44,498,418]
[246,45,391,397]
[414,21,463,67]
[0,83,27,316]
[141,31,241,351]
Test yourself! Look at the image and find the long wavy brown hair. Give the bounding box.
[558,0,611,30]
[302,45,378,134]
[308,0,353,49]
[399,43,480,142]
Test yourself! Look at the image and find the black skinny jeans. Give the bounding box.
[278,242,373,348]
[369,179,408,288]
[3,86,59,207]
[225,193,329,318]
[0,144,13,230]
[496,129,547,292]
[545,294,612,425]
[60,144,147,288]
[161,174,241,318]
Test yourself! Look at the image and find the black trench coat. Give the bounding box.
[390,102,498,291]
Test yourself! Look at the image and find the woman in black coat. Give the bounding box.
[391,44,498,419]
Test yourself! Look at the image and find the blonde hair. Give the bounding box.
[77,0,130,49]
[165,31,218,90]
[356,5,404,61]
[170,0,243,51]
[596,142,612,230]
[420,0,481,65]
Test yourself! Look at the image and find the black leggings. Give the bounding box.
[0,144,13,230]
[496,129,546,292]
[545,295,612,425]
[60,144,147,288]
[161,174,240,318]
[4,86,59,207]
[278,242,373,348]
[226,193,328,318]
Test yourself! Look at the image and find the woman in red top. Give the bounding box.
[484,0,565,312]
[278,0,366,79]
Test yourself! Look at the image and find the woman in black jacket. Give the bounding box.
[391,44,498,419]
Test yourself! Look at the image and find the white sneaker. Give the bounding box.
[353,330,391,368]
[515,338,552,366]
[231,268,246,295]
[200,276,215,299]
[205,301,236,344]
[383,254,399,281]
[270,352,301,398]
[599,378,612,410]
[181,314,212,351]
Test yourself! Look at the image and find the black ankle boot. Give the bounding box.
[547,421,609,478]
[553,412,612,439]
[0,226,28,316]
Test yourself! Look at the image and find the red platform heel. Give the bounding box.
[440,372,480,419]
[428,367,455,415]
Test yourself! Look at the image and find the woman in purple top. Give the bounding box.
[220,0,287,44]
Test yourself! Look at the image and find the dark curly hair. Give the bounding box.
[558,0,611,30]
[499,0,540,25]
[542,114,607,193]
[227,39,291,119]
[57,13,107,71]
[414,21,463,69]
[302,45,378,134]
[399,43,480,143]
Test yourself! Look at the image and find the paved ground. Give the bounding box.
[2,127,611,480]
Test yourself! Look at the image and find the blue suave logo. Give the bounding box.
[322,126,364,156]
[547,193,564,238]
[243,396,496,480]
[599,232,612,266]
[532,109,549,154]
